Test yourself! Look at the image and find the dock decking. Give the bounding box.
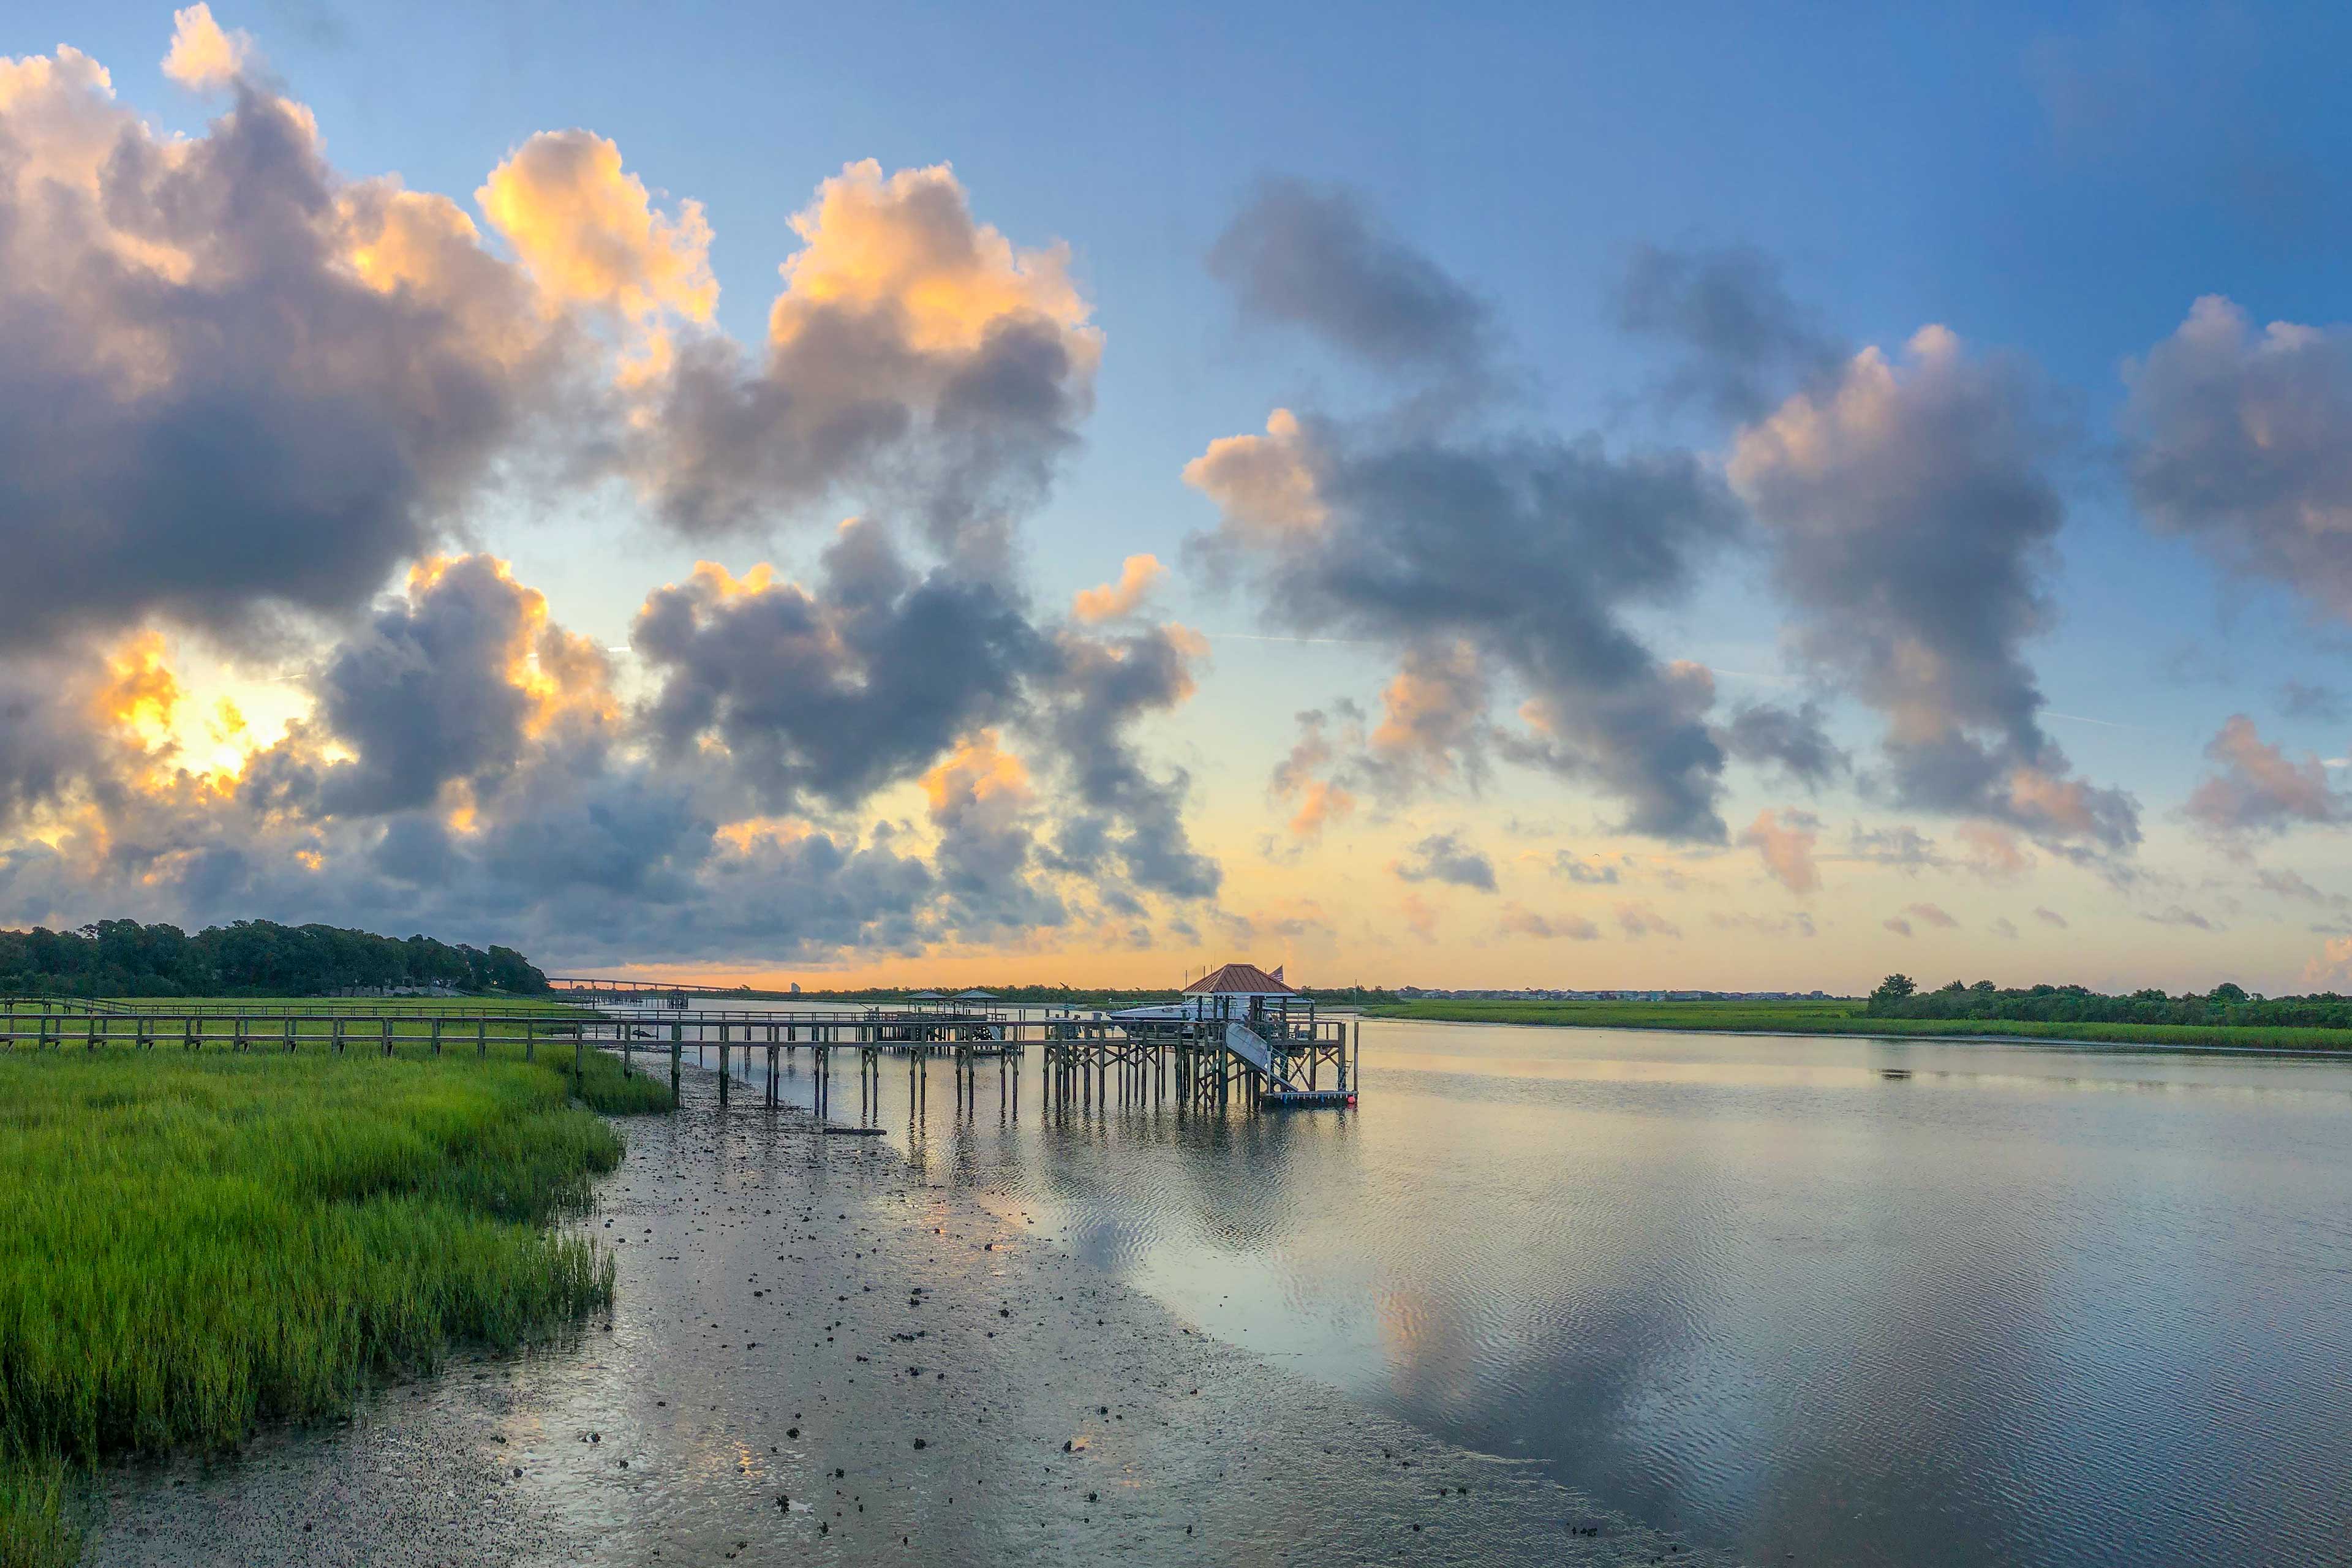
[0,996,1362,1123]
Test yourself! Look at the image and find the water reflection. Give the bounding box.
[648,1007,2352,1567]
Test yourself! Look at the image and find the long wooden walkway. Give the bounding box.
[0,997,1361,1117]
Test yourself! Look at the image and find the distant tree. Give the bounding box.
[2207,982,2248,1004]
[1972,979,1997,992]
[1874,974,1917,1001]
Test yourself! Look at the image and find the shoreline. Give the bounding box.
[1364,1010,2352,1060]
[84,1063,1734,1567]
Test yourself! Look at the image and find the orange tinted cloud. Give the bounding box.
[772,159,1093,358]
[162,4,248,90]
[1182,409,1324,539]
[479,130,716,324]
[1072,554,1166,623]
[1286,777,1355,839]
[1738,807,1820,894]
[920,729,1031,818]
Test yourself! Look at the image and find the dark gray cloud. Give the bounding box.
[2255,867,2345,907]
[1720,699,1849,788]
[1844,824,1943,872]
[1189,410,1741,840]
[314,559,549,816]
[1037,626,1221,899]
[1550,851,1622,885]
[1391,831,1498,892]
[634,520,1045,812]
[1208,176,1493,379]
[1730,327,2139,853]
[0,74,572,653]
[630,519,1220,906]
[1615,244,1843,423]
[642,314,1087,565]
[2125,297,2352,619]
[2280,680,2347,723]
[0,656,107,831]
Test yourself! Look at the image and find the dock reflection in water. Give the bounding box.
[656,1006,2352,1568]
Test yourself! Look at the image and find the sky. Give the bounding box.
[7,2,2352,993]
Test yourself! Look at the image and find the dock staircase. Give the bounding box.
[1223,1020,1297,1091]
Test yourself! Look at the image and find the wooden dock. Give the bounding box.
[0,994,1363,1124]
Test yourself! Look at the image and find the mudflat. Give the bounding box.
[85,1068,1724,1567]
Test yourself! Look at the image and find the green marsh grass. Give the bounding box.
[1363,998,2352,1050]
[0,1039,668,1561]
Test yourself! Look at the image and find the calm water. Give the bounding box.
[638,1010,2352,1567]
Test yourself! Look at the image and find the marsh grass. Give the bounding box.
[1365,998,2352,1050]
[0,1042,665,1561]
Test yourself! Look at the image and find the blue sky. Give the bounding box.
[7,2,2352,990]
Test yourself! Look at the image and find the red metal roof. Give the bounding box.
[1182,962,1297,995]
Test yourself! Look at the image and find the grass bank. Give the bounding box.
[1360,998,2352,1052]
[0,1041,668,1564]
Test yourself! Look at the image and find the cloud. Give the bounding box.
[1615,901,1681,940]
[633,524,1042,811]
[1904,901,1959,929]
[0,53,577,654]
[1391,831,1498,892]
[1071,554,1166,624]
[1270,710,1356,839]
[1989,916,2019,938]
[2255,867,2345,907]
[1499,903,1600,941]
[2304,937,2352,990]
[1196,184,1751,843]
[1549,851,1621,884]
[163,4,251,89]
[2185,714,2348,842]
[0,26,1227,971]
[636,159,1100,557]
[1883,916,1913,938]
[1739,807,1821,894]
[1731,325,2139,854]
[2281,681,2346,723]
[312,555,611,816]
[2124,296,2352,619]
[1954,821,2034,879]
[1720,700,1848,788]
[1187,408,1740,839]
[478,130,717,326]
[0,650,116,831]
[1711,910,1816,939]
[1368,641,1491,791]
[2143,905,2218,931]
[1400,891,1439,943]
[1615,243,1841,423]
[1034,621,1221,900]
[918,731,1065,938]
[1208,176,1493,380]
[2034,905,2068,928]
[1846,823,1943,872]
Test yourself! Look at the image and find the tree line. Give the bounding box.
[1867,974,2352,1030]
[0,919,549,998]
